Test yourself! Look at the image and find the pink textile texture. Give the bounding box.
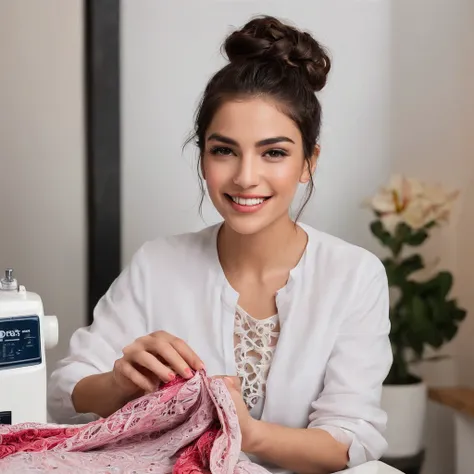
[0,371,271,473]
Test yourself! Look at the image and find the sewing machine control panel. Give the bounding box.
[0,315,42,369]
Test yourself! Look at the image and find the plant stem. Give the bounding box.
[385,236,412,384]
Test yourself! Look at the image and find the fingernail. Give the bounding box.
[185,368,193,378]
[168,372,176,381]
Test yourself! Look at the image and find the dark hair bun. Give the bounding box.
[223,15,331,92]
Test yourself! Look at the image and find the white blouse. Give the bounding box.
[48,222,393,472]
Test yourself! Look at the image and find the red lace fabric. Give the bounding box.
[0,371,270,473]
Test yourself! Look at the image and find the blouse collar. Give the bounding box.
[208,221,313,311]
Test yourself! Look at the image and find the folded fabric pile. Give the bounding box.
[0,371,270,473]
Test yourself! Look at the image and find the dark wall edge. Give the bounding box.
[85,0,121,324]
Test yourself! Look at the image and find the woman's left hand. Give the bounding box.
[216,376,260,453]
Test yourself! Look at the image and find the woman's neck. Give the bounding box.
[217,215,307,277]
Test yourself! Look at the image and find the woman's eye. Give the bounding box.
[210,146,233,156]
[265,149,288,159]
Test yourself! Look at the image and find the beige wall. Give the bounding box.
[0,0,86,374]
[391,0,474,472]
[453,3,474,385]
[391,0,474,381]
[456,189,474,386]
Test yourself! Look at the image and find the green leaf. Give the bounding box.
[405,296,431,357]
[411,297,430,332]
[399,254,424,278]
[444,299,467,322]
[420,272,454,300]
[398,280,418,299]
[383,255,424,288]
[406,230,429,246]
[383,237,468,363]
[453,307,467,321]
[370,220,392,247]
[406,332,424,358]
[441,322,459,341]
[433,272,453,298]
[425,327,444,348]
[426,296,445,323]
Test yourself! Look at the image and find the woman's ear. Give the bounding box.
[300,145,320,184]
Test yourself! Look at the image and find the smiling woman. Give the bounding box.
[49,14,392,474]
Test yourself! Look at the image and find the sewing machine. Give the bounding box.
[0,269,58,425]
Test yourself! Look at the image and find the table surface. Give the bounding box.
[429,385,474,418]
[336,460,403,473]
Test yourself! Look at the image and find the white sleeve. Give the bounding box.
[47,244,150,424]
[308,260,393,468]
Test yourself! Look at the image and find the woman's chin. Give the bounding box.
[220,212,283,237]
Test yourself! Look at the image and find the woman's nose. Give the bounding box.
[232,155,259,189]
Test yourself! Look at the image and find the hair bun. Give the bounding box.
[223,15,331,92]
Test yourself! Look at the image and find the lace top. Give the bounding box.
[234,305,280,419]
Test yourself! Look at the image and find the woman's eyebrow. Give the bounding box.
[207,133,295,147]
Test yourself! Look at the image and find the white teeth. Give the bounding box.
[231,196,266,206]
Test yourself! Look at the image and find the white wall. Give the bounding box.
[121,0,392,263]
[0,0,86,375]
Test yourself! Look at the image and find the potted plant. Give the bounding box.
[366,175,467,460]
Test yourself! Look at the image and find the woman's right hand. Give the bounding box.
[112,331,205,398]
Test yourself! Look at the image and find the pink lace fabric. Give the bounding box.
[0,371,270,473]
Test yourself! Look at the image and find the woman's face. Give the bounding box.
[202,97,316,236]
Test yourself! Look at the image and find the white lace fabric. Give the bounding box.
[234,305,280,417]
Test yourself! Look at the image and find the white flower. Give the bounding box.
[367,175,459,234]
[420,183,459,224]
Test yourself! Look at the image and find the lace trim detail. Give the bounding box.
[0,372,271,473]
[234,305,280,411]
